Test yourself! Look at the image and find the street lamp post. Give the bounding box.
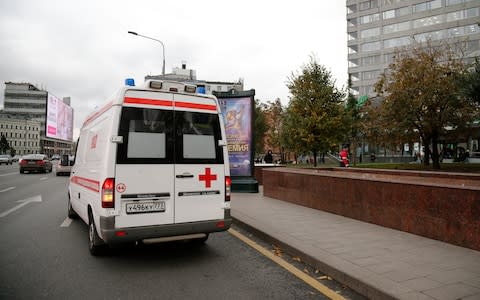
[128,31,166,75]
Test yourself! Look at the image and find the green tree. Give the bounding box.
[286,56,346,167]
[345,75,362,166]
[458,58,480,107]
[253,99,268,157]
[265,98,283,159]
[375,41,477,169]
[0,134,10,154]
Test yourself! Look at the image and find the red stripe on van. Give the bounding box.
[71,176,100,193]
[124,97,173,107]
[83,101,113,127]
[175,101,217,111]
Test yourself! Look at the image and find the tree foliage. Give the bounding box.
[0,134,10,154]
[264,98,283,154]
[253,99,268,156]
[285,56,346,166]
[458,58,480,107]
[374,41,477,169]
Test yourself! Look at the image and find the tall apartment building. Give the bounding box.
[347,0,480,99]
[2,82,73,155]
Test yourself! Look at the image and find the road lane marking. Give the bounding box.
[60,217,73,227]
[228,228,346,300]
[40,177,48,181]
[0,186,16,193]
[0,172,18,177]
[0,195,42,218]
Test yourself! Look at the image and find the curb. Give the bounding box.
[232,217,398,300]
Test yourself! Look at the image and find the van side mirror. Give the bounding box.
[111,136,123,144]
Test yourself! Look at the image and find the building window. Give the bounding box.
[383,21,411,34]
[383,6,410,20]
[360,0,378,11]
[414,0,442,13]
[361,27,380,39]
[361,41,381,52]
[362,55,381,66]
[382,0,403,6]
[384,36,411,49]
[446,0,463,5]
[447,8,480,22]
[415,30,445,42]
[383,9,395,19]
[360,13,380,24]
[414,15,444,28]
[362,70,382,80]
[447,24,480,38]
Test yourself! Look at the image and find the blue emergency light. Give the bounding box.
[197,87,206,94]
[125,78,135,86]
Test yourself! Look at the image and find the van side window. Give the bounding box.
[175,111,223,164]
[117,107,174,164]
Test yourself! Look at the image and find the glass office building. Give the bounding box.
[347,0,480,98]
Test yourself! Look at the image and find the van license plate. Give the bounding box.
[126,201,165,214]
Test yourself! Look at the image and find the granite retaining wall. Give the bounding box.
[263,167,480,251]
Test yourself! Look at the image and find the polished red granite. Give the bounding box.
[263,167,480,251]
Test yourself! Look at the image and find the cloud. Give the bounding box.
[0,0,347,140]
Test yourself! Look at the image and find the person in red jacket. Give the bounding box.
[340,147,349,167]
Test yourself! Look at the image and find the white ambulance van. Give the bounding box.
[68,79,231,255]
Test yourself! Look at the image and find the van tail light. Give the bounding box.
[102,178,115,208]
[225,176,231,202]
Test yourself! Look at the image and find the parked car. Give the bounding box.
[56,154,74,176]
[19,154,53,173]
[0,154,13,165]
[12,155,22,162]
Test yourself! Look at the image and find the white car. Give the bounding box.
[56,155,74,176]
[0,154,12,165]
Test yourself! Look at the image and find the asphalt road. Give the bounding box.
[0,163,362,300]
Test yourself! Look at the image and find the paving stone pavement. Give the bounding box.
[231,187,480,300]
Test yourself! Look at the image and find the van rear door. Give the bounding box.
[114,90,175,228]
[173,94,226,223]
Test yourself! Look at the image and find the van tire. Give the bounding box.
[88,214,107,256]
[67,195,77,219]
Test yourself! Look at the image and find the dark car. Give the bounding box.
[19,154,53,173]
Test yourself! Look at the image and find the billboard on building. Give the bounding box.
[46,93,74,142]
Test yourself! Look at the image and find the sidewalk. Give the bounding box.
[230,187,480,300]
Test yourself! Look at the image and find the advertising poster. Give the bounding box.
[46,93,74,142]
[219,97,252,177]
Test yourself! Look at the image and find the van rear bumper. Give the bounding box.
[99,212,232,244]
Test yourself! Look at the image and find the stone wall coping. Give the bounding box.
[263,167,480,191]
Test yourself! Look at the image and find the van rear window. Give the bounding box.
[117,107,173,164]
[117,107,223,164]
[176,111,223,164]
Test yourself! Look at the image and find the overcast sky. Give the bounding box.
[0,0,347,139]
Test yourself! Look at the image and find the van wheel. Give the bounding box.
[88,215,107,256]
[67,196,77,219]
